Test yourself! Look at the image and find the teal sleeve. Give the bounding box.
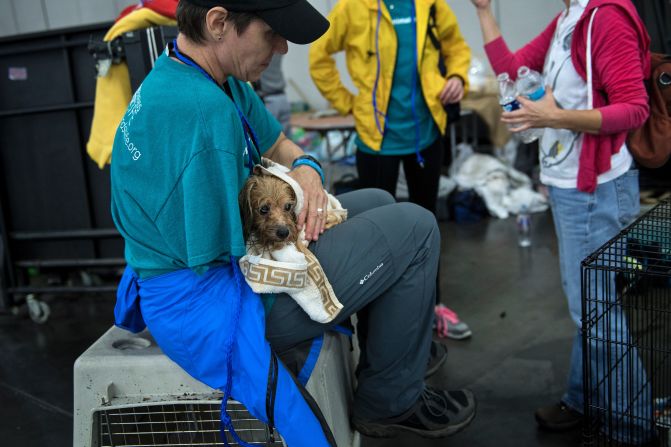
[155,149,248,269]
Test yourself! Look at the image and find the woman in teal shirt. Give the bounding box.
[111,0,475,442]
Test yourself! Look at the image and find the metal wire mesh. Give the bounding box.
[96,400,285,447]
[582,199,671,446]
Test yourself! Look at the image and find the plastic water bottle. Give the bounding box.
[497,72,537,144]
[515,66,546,143]
[497,72,519,113]
[516,66,545,101]
[516,206,532,248]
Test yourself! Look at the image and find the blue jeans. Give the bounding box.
[548,170,653,443]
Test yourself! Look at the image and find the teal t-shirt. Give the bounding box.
[111,52,282,279]
[357,0,439,155]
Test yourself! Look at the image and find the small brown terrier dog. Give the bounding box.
[239,172,300,253]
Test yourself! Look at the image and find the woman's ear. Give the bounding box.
[205,6,228,41]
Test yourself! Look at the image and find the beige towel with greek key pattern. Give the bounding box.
[239,243,343,323]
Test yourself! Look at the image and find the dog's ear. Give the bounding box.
[288,182,297,201]
[285,183,298,218]
[239,176,258,241]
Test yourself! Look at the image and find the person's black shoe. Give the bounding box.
[425,341,448,378]
[352,387,476,438]
[535,402,582,432]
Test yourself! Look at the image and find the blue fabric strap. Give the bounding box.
[331,324,353,337]
[297,325,352,386]
[220,256,255,447]
[297,335,324,386]
[292,158,325,185]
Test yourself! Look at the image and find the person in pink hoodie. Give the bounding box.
[470,0,654,444]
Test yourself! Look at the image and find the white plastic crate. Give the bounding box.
[73,326,360,447]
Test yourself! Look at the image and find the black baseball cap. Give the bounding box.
[182,0,329,44]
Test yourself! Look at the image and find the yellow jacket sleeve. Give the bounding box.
[308,0,355,115]
[435,1,471,94]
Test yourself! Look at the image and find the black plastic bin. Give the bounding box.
[0,23,124,313]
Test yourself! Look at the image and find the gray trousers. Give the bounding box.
[266,189,439,421]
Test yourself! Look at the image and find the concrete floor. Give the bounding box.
[371,211,582,447]
[0,211,585,447]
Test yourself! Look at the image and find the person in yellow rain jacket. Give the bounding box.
[309,0,473,341]
[309,0,470,208]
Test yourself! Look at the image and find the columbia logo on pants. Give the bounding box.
[360,263,384,285]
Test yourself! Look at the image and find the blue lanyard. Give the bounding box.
[170,39,261,174]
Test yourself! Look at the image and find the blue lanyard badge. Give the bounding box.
[171,39,261,174]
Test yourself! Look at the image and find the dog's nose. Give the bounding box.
[276,227,290,240]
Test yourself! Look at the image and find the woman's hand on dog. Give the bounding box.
[289,166,328,241]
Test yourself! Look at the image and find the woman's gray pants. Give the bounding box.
[265,188,440,421]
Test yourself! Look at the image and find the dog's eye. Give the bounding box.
[259,205,270,215]
[284,203,294,212]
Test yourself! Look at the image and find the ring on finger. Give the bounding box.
[316,208,324,213]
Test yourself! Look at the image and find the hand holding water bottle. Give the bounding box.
[500,67,560,140]
[501,84,560,133]
[498,72,536,144]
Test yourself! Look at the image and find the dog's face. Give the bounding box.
[239,173,298,252]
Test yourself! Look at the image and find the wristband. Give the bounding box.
[292,158,325,185]
[292,154,322,169]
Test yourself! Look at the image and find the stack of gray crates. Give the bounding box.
[74,326,360,447]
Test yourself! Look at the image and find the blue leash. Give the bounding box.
[219,256,256,447]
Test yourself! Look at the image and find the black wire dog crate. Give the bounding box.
[582,199,671,446]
